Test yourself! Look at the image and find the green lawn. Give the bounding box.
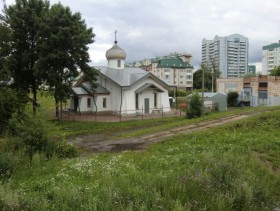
[0,106,279,210]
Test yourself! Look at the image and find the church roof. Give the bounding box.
[82,82,110,94]
[95,66,149,86]
[94,66,173,88]
[71,82,110,96]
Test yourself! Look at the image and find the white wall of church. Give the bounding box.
[125,77,171,113]
[79,96,93,112]
[108,59,125,69]
[98,75,122,113]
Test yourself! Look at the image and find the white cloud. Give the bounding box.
[4,0,280,68]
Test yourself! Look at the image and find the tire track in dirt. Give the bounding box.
[68,111,266,156]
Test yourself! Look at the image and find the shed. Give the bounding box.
[187,92,227,112]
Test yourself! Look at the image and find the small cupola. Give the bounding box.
[105,30,126,69]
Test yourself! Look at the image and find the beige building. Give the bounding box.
[128,53,193,90]
[217,75,280,107]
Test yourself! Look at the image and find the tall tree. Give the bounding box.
[0,19,11,85]
[5,0,49,114]
[270,65,280,76]
[36,3,96,119]
[193,68,212,91]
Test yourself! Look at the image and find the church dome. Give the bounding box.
[106,43,126,60]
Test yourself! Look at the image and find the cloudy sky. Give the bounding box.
[5,0,280,71]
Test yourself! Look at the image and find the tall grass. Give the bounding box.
[0,110,280,210]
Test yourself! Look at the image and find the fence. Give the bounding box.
[61,106,186,123]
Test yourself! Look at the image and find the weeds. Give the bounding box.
[0,106,279,210]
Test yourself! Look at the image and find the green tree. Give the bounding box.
[227,91,239,107]
[186,92,203,119]
[194,59,220,91]
[193,68,212,90]
[0,87,27,134]
[0,20,11,85]
[5,0,50,114]
[35,3,96,119]
[269,65,280,76]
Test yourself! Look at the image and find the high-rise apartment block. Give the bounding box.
[202,34,249,78]
[262,41,280,75]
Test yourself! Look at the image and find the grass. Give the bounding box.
[0,106,280,210]
[33,92,280,140]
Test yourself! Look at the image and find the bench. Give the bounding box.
[152,109,161,113]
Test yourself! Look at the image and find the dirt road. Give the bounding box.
[68,111,264,156]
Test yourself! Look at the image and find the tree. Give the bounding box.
[269,65,280,76]
[5,0,50,114]
[193,68,212,90]
[0,87,27,134]
[186,92,203,119]
[0,20,11,85]
[35,3,96,119]
[227,91,238,107]
[194,59,221,91]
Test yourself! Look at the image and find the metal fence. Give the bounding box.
[62,106,185,123]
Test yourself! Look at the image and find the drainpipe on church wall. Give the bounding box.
[119,86,123,122]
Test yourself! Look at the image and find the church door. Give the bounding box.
[144,98,149,113]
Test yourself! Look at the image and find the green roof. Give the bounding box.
[157,56,193,69]
[263,43,280,50]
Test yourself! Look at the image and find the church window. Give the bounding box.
[154,93,157,108]
[87,98,91,108]
[117,60,121,67]
[103,98,107,108]
[135,94,139,109]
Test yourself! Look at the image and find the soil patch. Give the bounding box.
[67,110,271,155]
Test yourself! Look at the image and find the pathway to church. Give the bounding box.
[67,109,270,156]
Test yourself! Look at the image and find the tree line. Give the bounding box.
[0,0,96,133]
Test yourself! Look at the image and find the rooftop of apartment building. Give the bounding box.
[157,56,193,69]
[262,40,280,50]
[126,52,192,67]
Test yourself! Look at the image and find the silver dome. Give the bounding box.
[106,44,126,60]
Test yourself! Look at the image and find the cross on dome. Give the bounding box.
[114,30,118,44]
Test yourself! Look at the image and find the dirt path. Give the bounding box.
[68,111,265,156]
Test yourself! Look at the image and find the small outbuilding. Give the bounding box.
[187,92,227,112]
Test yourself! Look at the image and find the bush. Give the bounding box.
[227,91,239,107]
[0,152,17,180]
[7,112,79,161]
[0,88,26,134]
[186,92,203,119]
[55,141,79,158]
[7,112,50,161]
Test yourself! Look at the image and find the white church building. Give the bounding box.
[69,37,172,115]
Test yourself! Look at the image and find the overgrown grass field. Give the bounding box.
[0,103,279,210]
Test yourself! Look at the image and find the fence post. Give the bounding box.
[162,106,163,118]
[142,106,144,121]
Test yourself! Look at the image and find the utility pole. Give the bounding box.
[202,65,205,100]
[211,68,214,93]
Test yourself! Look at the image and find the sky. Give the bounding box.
[4,0,280,72]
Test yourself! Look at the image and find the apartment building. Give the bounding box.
[127,53,194,90]
[202,34,249,78]
[262,41,280,75]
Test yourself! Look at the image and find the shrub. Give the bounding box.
[186,92,203,119]
[55,141,79,158]
[0,152,16,180]
[227,91,239,107]
[7,112,50,161]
